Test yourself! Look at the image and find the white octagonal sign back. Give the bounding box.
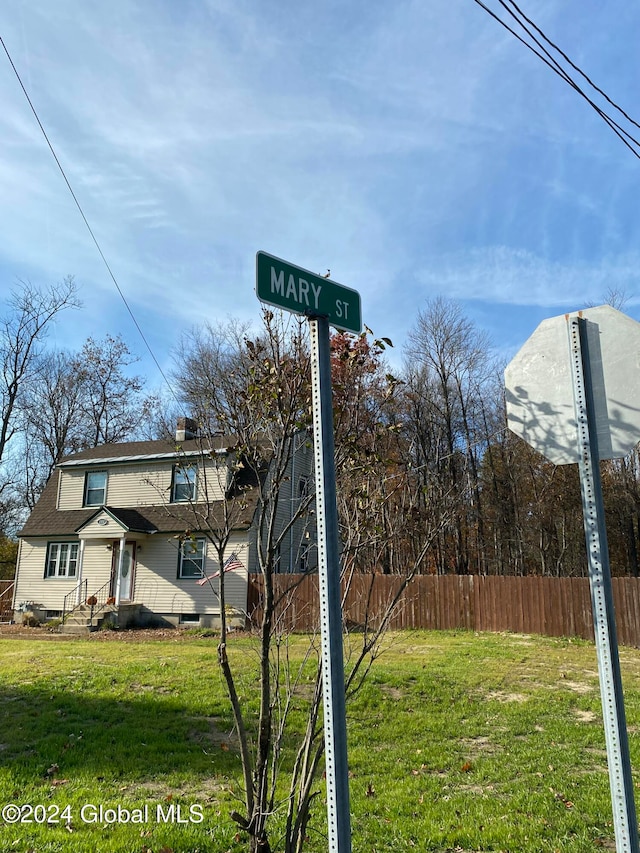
[505,305,640,465]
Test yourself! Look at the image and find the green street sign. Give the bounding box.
[256,251,362,334]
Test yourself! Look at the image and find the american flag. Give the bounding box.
[196,552,245,586]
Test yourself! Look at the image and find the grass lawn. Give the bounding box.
[1,628,639,852]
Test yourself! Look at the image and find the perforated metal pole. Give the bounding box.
[309,316,352,853]
[568,315,639,853]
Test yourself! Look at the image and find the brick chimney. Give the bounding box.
[176,417,198,442]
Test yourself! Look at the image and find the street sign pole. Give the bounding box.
[256,251,355,852]
[568,316,639,853]
[309,316,352,853]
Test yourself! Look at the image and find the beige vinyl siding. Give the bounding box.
[57,469,86,510]
[15,535,249,617]
[133,534,249,615]
[194,459,229,503]
[81,542,116,593]
[78,512,129,539]
[13,539,82,611]
[57,459,228,510]
[15,540,116,611]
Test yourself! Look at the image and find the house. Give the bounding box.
[12,421,316,630]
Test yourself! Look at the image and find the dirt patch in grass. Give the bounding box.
[485,690,527,703]
[381,685,406,701]
[187,715,237,751]
[460,735,501,757]
[131,777,227,801]
[573,709,598,723]
[458,782,497,795]
[562,680,594,695]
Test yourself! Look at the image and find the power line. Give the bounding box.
[0,34,179,402]
[471,0,640,161]
[503,0,640,134]
[496,0,640,155]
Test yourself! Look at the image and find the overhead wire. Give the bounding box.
[470,0,640,160]
[503,0,640,134]
[497,0,640,155]
[0,34,180,404]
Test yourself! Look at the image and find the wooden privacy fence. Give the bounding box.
[247,574,640,647]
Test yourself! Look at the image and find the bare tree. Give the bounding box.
[17,334,157,511]
[171,310,439,852]
[173,311,314,852]
[0,277,80,467]
[404,297,494,574]
[18,349,87,507]
[0,278,80,531]
[72,333,156,446]
[174,317,256,438]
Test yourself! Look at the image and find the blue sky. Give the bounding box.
[2,0,640,388]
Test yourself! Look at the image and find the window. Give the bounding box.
[84,471,107,506]
[178,538,206,578]
[45,542,79,578]
[298,476,309,500]
[171,464,197,502]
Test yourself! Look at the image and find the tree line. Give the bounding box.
[2,278,639,580]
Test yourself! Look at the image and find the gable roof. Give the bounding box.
[75,506,160,534]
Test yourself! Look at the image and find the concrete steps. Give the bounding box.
[60,604,118,635]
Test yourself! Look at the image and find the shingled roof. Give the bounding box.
[57,435,238,466]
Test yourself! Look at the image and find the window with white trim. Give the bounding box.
[178,538,206,578]
[84,470,107,506]
[45,542,79,578]
[171,464,197,502]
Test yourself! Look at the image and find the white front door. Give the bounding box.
[114,541,135,602]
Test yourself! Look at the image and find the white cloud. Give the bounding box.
[1,0,639,389]
[416,246,640,309]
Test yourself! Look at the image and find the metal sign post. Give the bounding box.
[568,316,639,853]
[256,252,356,853]
[506,306,640,852]
[309,315,352,853]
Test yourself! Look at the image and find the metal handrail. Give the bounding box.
[61,578,115,626]
[84,579,113,627]
[62,579,87,624]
